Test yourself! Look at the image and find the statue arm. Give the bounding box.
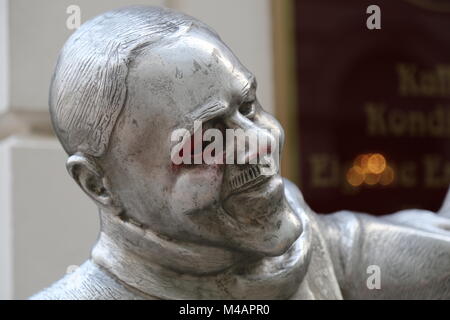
[323,209,450,299]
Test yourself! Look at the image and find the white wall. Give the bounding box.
[0,133,13,299]
[0,0,9,113]
[0,135,99,299]
[0,0,274,299]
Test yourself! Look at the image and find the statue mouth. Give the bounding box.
[221,166,285,223]
[225,164,274,197]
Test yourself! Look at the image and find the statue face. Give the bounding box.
[103,27,301,256]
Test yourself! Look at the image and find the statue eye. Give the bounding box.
[239,102,255,118]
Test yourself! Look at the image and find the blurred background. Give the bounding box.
[0,0,449,299]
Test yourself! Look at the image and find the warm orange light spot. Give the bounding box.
[367,153,386,174]
[379,165,395,186]
[347,153,392,187]
[354,154,370,173]
[346,167,365,187]
[364,173,380,185]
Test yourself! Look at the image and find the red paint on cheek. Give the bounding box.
[171,128,228,170]
[171,152,225,172]
[171,162,225,172]
[171,162,183,172]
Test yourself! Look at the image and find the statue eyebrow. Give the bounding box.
[185,75,257,124]
[188,100,228,123]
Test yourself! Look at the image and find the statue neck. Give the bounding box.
[91,209,312,299]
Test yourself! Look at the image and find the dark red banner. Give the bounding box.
[294,0,450,214]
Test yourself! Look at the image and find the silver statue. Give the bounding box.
[32,6,450,300]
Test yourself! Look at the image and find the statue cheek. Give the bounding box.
[170,165,223,213]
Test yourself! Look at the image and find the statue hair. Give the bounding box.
[50,6,215,157]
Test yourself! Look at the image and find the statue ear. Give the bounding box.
[66,152,120,213]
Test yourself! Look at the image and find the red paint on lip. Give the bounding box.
[245,144,272,164]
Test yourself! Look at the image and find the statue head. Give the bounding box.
[50,6,301,259]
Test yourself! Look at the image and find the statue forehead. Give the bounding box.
[125,28,253,116]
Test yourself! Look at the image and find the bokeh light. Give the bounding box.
[367,154,386,174]
[379,166,395,186]
[346,167,365,187]
[346,153,394,187]
[365,173,380,185]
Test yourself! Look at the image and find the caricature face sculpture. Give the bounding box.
[51,6,300,258]
[33,6,450,300]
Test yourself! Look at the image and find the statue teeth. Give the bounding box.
[229,165,263,191]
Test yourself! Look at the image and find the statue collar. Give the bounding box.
[91,208,313,299]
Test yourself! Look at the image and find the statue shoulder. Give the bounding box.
[282,178,363,285]
[316,210,363,289]
[30,260,147,300]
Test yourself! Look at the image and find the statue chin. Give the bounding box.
[220,175,303,257]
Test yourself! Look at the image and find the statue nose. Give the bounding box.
[224,112,277,165]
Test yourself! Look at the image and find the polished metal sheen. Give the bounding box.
[32,6,450,300]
